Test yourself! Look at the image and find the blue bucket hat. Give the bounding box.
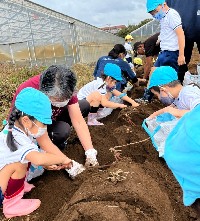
[146,0,165,12]
[104,63,122,81]
[148,66,178,89]
[15,87,52,124]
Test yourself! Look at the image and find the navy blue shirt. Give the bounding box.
[93,56,138,91]
[166,0,200,40]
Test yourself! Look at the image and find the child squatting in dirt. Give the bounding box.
[77,63,139,125]
[0,88,85,219]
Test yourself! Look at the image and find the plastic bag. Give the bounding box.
[183,71,200,86]
[123,81,133,92]
[26,146,44,181]
[96,96,123,119]
[142,113,179,157]
[26,164,44,182]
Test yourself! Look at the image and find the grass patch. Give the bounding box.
[0,63,94,127]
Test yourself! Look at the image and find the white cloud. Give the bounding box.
[29,0,151,27]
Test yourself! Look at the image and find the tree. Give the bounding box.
[117,19,153,38]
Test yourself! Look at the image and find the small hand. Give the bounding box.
[118,104,127,108]
[44,165,62,170]
[148,110,163,119]
[62,158,73,169]
[138,78,147,83]
[178,55,186,66]
[132,102,140,107]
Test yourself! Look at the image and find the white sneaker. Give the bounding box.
[88,118,104,126]
[65,160,85,179]
[87,113,104,125]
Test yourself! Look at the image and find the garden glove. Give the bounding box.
[85,148,99,167]
[65,160,85,179]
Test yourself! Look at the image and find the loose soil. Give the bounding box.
[0,49,199,221]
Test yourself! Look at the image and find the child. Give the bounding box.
[78,63,139,125]
[93,44,139,92]
[124,34,134,64]
[146,0,185,71]
[166,0,200,83]
[143,0,185,104]
[147,66,200,119]
[0,87,83,218]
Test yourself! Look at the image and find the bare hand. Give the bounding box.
[132,102,140,107]
[118,104,127,108]
[44,165,63,170]
[138,78,147,83]
[178,55,186,66]
[148,106,178,119]
[62,158,73,169]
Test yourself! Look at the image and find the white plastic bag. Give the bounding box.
[142,113,179,157]
[96,96,123,119]
[183,71,200,86]
[26,164,44,182]
[26,145,44,181]
[197,63,200,75]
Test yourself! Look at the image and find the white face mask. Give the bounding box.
[27,121,47,138]
[51,99,69,107]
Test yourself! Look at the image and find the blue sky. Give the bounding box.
[29,0,151,27]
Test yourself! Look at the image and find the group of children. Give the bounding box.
[0,0,200,219]
[0,60,142,219]
[144,0,200,217]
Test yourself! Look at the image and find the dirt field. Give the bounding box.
[0,49,199,221]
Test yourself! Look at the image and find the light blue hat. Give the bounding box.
[148,66,178,89]
[146,0,165,12]
[104,63,122,81]
[15,87,52,124]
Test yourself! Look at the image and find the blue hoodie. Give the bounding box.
[93,56,138,91]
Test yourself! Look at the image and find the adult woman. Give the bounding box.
[93,44,141,92]
[10,65,98,167]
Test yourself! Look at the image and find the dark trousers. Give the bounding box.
[47,99,90,146]
[154,50,179,72]
[178,39,200,83]
[126,57,132,63]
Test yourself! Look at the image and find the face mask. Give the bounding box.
[153,8,166,21]
[51,99,69,107]
[160,93,175,105]
[27,121,47,138]
[128,42,132,44]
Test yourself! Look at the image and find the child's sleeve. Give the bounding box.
[168,9,182,30]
